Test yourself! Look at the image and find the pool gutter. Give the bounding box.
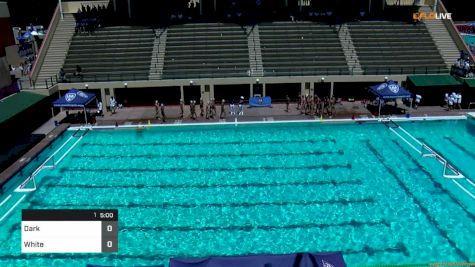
[68,115,468,131]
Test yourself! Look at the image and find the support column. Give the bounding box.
[127,0,131,19]
[200,85,206,101]
[262,83,266,97]
[301,82,306,97]
[214,0,216,12]
[330,82,334,98]
[285,0,288,8]
[100,88,107,107]
[112,0,117,12]
[250,83,253,98]
[210,84,215,100]
[200,0,203,16]
[180,85,184,101]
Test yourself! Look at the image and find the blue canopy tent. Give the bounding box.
[369,80,412,117]
[53,89,96,124]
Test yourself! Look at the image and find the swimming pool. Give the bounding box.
[0,119,474,266]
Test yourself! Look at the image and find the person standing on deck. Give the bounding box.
[238,96,244,115]
[154,100,160,119]
[230,99,236,115]
[109,96,117,114]
[189,100,196,120]
[220,99,226,119]
[160,103,166,122]
[205,101,211,119]
[285,95,290,112]
[179,99,185,119]
[199,98,204,117]
[297,93,301,110]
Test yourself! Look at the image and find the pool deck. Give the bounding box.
[91,102,473,126]
[0,123,69,191]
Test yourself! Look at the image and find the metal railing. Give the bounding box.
[49,65,450,83]
[29,5,61,85]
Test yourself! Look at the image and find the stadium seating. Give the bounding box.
[259,22,349,76]
[162,23,250,79]
[63,26,154,82]
[348,21,448,75]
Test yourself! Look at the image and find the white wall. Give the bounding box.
[0,2,10,18]
[0,56,12,88]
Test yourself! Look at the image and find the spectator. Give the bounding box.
[109,96,117,114]
[74,65,83,77]
[154,100,160,119]
[286,95,290,112]
[97,101,103,116]
[59,68,66,82]
[414,94,422,109]
[456,93,462,110]
[160,103,166,122]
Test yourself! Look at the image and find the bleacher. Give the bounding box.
[63,26,154,82]
[259,22,349,76]
[348,21,448,75]
[162,23,250,79]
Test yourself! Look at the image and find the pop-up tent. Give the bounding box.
[53,89,96,124]
[369,80,412,117]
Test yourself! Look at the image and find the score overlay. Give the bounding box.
[21,209,118,253]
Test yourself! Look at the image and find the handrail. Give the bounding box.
[437,0,475,63]
[29,5,61,86]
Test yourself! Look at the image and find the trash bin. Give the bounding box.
[406,113,411,118]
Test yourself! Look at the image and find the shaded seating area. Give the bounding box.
[63,26,155,82]
[163,23,250,79]
[348,21,448,75]
[259,22,349,76]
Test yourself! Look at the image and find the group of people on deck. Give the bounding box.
[297,94,335,117]
[445,92,462,111]
[151,97,245,123]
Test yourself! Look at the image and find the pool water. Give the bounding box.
[0,120,474,266]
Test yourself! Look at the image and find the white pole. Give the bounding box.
[58,0,64,20]
[378,100,381,118]
[84,107,88,125]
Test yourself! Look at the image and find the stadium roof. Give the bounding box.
[0,91,46,124]
[464,79,475,87]
[408,75,462,87]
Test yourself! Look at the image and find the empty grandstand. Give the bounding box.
[63,26,154,82]
[163,23,249,79]
[348,21,448,75]
[20,0,471,106]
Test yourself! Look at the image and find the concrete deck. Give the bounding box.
[0,124,69,191]
[91,102,472,126]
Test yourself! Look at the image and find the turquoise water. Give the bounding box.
[462,34,475,46]
[0,120,474,266]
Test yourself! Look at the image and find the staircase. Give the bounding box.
[35,14,76,87]
[337,24,363,75]
[149,28,167,80]
[247,25,264,77]
[421,7,459,68]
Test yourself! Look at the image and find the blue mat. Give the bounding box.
[249,96,272,107]
[170,252,346,267]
